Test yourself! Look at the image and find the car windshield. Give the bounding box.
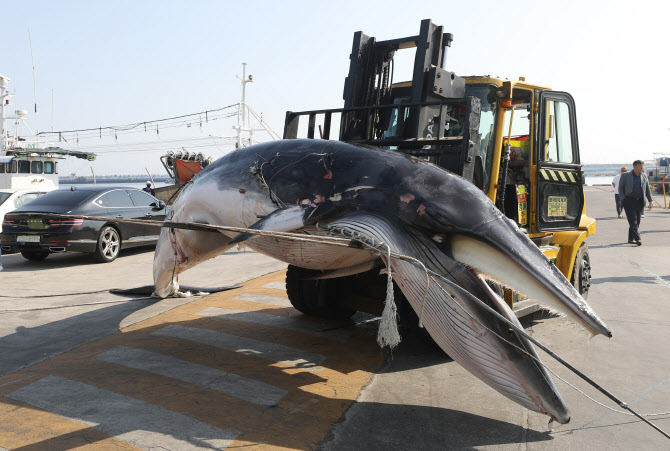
[0,192,11,206]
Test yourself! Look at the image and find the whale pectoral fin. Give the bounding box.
[228,205,314,244]
[229,202,359,244]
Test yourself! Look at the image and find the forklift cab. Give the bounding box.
[462,79,586,234]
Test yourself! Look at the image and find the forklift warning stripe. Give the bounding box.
[540,169,578,183]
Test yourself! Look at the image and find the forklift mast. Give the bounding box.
[284,19,482,184]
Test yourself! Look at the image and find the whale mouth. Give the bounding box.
[447,229,610,339]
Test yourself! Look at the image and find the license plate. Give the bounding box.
[27,218,47,230]
[17,235,40,243]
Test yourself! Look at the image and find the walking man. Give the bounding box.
[611,166,627,218]
[618,160,653,246]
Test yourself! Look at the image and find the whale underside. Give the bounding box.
[153,139,611,424]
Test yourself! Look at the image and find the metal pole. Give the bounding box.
[663,182,667,208]
[0,76,9,150]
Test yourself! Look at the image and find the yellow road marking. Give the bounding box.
[0,271,385,450]
[0,397,140,450]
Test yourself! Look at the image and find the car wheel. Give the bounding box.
[20,250,50,261]
[94,226,121,263]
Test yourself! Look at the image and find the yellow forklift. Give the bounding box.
[283,19,593,319]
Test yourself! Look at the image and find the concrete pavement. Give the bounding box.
[0,186,668,449]
[0,247,287,376]
[0,271,384,449]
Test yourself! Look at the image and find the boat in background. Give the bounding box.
[0,74,96,192]
[154,150,212,204]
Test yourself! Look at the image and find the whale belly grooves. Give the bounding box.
[323,213,568,420]
[246,233,378,271]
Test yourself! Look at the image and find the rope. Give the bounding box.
[0,297,156,313]
[376,242,400,348]
[429,277,670,419]
[0,289,109,299]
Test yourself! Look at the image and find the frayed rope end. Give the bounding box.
[377,250,401,349]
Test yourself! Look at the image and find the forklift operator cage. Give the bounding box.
[283,19,484,187]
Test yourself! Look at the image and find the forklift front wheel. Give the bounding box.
[285,265,356,320]
[571,243,591,299]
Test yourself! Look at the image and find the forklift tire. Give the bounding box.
[571,243,591,299]
[285,265,356,320]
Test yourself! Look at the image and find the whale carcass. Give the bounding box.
[153,139,611,424]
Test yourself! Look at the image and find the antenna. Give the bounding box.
[28,29,38,141]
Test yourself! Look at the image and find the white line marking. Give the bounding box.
[95,346,287,406]
[262,282,286,290]
[153,324,325,368]
[196,307,352,341]
[6,376,237,450]
[234,294,291,307]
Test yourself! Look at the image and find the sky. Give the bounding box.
[3,0,670,176]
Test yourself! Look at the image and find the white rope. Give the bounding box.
[376,243,401,348]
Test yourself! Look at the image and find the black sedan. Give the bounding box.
[0,186,167,263]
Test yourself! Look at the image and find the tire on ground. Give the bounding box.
[94,225,121,263]
[20,250,50,261]
[285,265,356,320]
[570,242,591,299]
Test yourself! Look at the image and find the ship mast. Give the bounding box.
[234,63,253,149]
[233,63,280,149]
[1,75,10,151]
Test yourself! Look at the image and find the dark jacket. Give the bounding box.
[619,171,652,202]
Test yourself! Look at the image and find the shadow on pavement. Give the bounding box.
[0,298,158,376]
[319,402,553,450]
[591,275,670,285]
[0,245,155,272]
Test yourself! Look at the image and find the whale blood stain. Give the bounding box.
[400,193,415,203]
[323,170,333,179]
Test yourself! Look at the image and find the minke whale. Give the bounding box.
[153,139,611,424]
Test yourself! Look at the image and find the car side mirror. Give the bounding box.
[151,200,166,210]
